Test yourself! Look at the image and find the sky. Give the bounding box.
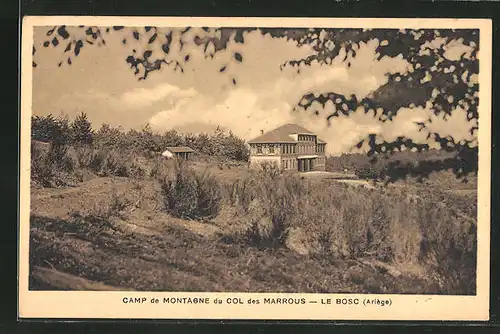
[31,26,476,155]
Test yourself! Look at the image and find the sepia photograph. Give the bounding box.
[19,16,491,320]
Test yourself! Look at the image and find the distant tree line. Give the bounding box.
[327,149,460,182]
[31,112,250,162]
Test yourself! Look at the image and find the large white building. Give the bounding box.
[247,124,327,172]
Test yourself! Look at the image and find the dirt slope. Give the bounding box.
[29,176,438,293]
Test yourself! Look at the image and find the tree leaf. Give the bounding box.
[43,41,50,47]
[162,43,170,54]
[64,42,72,52]
[143,50,152,58]
[32,61,37,68]
[51,37,59,47]
[184,54,190,62]
[220,66,226,72]
[113,26,124,31]
[232,78,237,85]
[85,27,93,35]
[235,30,244,43]
[122,38,127,44]
[74,40,83,56]
[67,57,72,65]
[145,26,152,32]
[148,33,157,44]
[46,26,56,36]
[234,52,243,62]
[32,46,36,55]
[57,25,70,39]
[133,31,140,40]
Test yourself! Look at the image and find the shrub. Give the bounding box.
[354,163,383,180]
[243,174,301,248]
[149,157,171,181]
[414,197,477,294]
[31,114,72,145]
[257,161,281,178]
[161,162,222,220]
[227,177,256,214]
[31,142,56,187]
[31,141,76,187]
[221,170,476,293]
[75,146,145,178]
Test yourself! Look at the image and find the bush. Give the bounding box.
[149,157,171,181]
[75,146,145,178]
[31,142,56,187]
[31,114,72,145]
[354,163,383,180]
[219,170,476,293]
[161,162,222,220]
[31,141,76,187]
[227,177,256,214]
[257,161,281,178]
[243,174,302,248]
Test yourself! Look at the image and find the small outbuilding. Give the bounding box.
[161,146,195,160]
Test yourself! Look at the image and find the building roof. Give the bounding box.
[164,146,195,153]
[248,123,327,144]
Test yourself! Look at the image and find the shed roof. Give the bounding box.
[164,146,195,153]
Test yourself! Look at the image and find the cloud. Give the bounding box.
[147,39,414,154]
[120,83,197,109]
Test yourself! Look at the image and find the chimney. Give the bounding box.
[260,129,264,135]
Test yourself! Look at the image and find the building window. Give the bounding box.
[269,145,274,154]
[257,145,262,154]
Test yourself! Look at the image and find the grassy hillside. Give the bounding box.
[29,145,476,294]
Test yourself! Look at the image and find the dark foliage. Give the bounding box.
[160,162,223,220]
[71,112,93,145]
[31,115,250,162]
[32,114,71,145]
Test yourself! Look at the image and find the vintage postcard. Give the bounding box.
[19,16,492,321]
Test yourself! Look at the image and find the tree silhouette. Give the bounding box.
[33,26,480,181]
[71,112,94,145]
